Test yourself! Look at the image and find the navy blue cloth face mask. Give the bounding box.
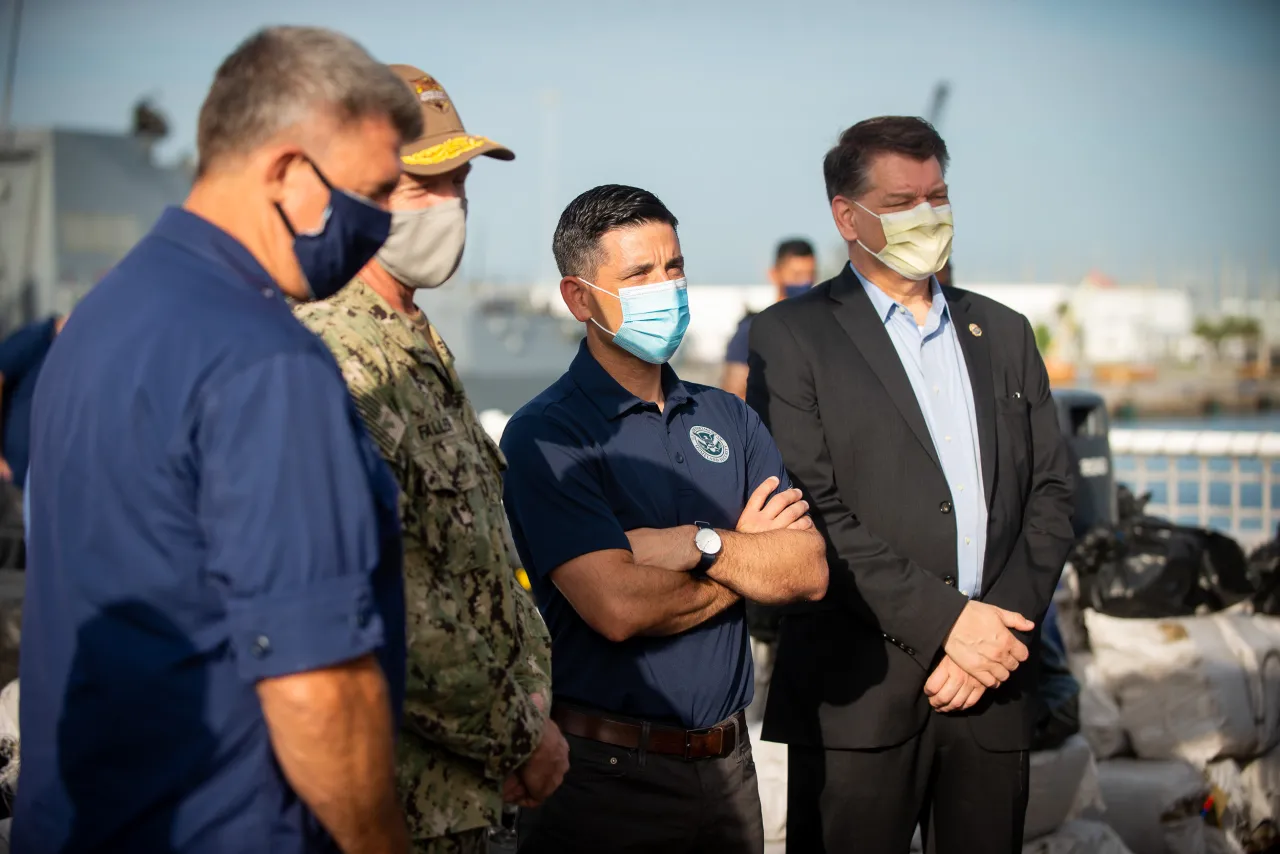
[783,282,813,299]
[275,158,392,300]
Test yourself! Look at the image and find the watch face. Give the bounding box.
[695,526,722,556]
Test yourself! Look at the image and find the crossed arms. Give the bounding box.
[499,406,829,645]
[555,477,828,643]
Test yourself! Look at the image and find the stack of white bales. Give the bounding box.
[1080,608,1280,853]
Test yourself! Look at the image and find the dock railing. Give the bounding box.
[1111,428,1280,552]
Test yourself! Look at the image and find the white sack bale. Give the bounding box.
[1022,819,1135,854]
[1097,758,1215,854]
[1206,744,1280,852]
[1085,610,1280,767]
[1025,735,1104,840]
[749,721,788,843]
[1067,650,1131,759]
[0,679,16,803]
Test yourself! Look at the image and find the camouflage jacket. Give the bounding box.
[295,279,552,838]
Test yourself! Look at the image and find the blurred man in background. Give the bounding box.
[720,239,817,400]
[16,27,419,854]
[0,314,64,569]
[295,64,567,854]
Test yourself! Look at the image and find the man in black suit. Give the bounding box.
[746,116,1074,854]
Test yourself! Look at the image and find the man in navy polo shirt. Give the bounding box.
[0,314,64,569]
[0,314,65,490]
[501,184,829,854]
[15,27,423,854]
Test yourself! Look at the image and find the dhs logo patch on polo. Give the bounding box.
[689,426,730,464]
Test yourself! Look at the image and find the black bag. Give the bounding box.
[1250,526,1280,616]
[1072,516,1253,619]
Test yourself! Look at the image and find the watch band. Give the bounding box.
[695,522,719,573]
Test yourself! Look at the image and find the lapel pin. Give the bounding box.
[969,323,983,337]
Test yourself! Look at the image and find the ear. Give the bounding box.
[766,266,780,287]
[831,196,860,245]
[260,145,305,203]
[560,276,593,323]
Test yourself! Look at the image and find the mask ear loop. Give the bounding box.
[276,155,335,239]
[577,277,621,336]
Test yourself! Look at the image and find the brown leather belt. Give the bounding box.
[552,705,743,760]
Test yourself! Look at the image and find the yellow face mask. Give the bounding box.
[856,201,954,281]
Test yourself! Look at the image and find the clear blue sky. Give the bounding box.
[6,0,1278,287]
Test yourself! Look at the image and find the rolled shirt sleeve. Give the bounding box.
[197,352,387,682]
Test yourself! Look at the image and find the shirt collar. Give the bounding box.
[152,206,282,295]
[849,262,948,327]
[569,340,690,421]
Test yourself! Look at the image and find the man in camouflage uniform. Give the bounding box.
[296,65,569,854]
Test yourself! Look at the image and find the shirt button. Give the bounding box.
[965,537,972,545]
[261,288,273,298]
[940,501,952,514]
[675,452,685,464]
[958,484,964,491]
[945,436,952,442]
[252,635,271,658]
[933,386,940,394]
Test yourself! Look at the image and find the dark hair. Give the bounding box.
[822,116,949,202]
[552,185,679,279]
[774,238,815,267]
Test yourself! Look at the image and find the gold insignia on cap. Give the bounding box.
[408,75,448,105]
[969,323,983,337]
[402,136,492,167]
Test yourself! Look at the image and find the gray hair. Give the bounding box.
[195,26,423,176]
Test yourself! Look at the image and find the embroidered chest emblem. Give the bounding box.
[689,426,730,464]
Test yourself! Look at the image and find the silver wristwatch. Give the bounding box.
[694,521,723,572]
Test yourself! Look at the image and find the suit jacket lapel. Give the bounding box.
[944,288,997,509]
[828,266,942,472]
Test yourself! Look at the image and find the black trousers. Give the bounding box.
[787,710,1029,854]
[517,729,764,854]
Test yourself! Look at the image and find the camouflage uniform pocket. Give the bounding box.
[408,437,500,576]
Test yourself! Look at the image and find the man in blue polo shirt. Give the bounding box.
[15,27,423,854]
[720,238,817,401]
[501,184,829,854]
[0,314,64,569]
[0,314,64,491]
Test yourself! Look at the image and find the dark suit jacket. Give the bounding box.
[747,265,1074,752]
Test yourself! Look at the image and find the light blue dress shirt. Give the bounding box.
[855,266,988,596]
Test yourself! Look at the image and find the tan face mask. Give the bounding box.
[375,198,467,289]
[855,200,953,281]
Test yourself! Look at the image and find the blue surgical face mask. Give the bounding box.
[275,159,392,300]
[783,282,813,300]
[579,276,691,365]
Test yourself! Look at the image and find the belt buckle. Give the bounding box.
[683,729,696,760]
